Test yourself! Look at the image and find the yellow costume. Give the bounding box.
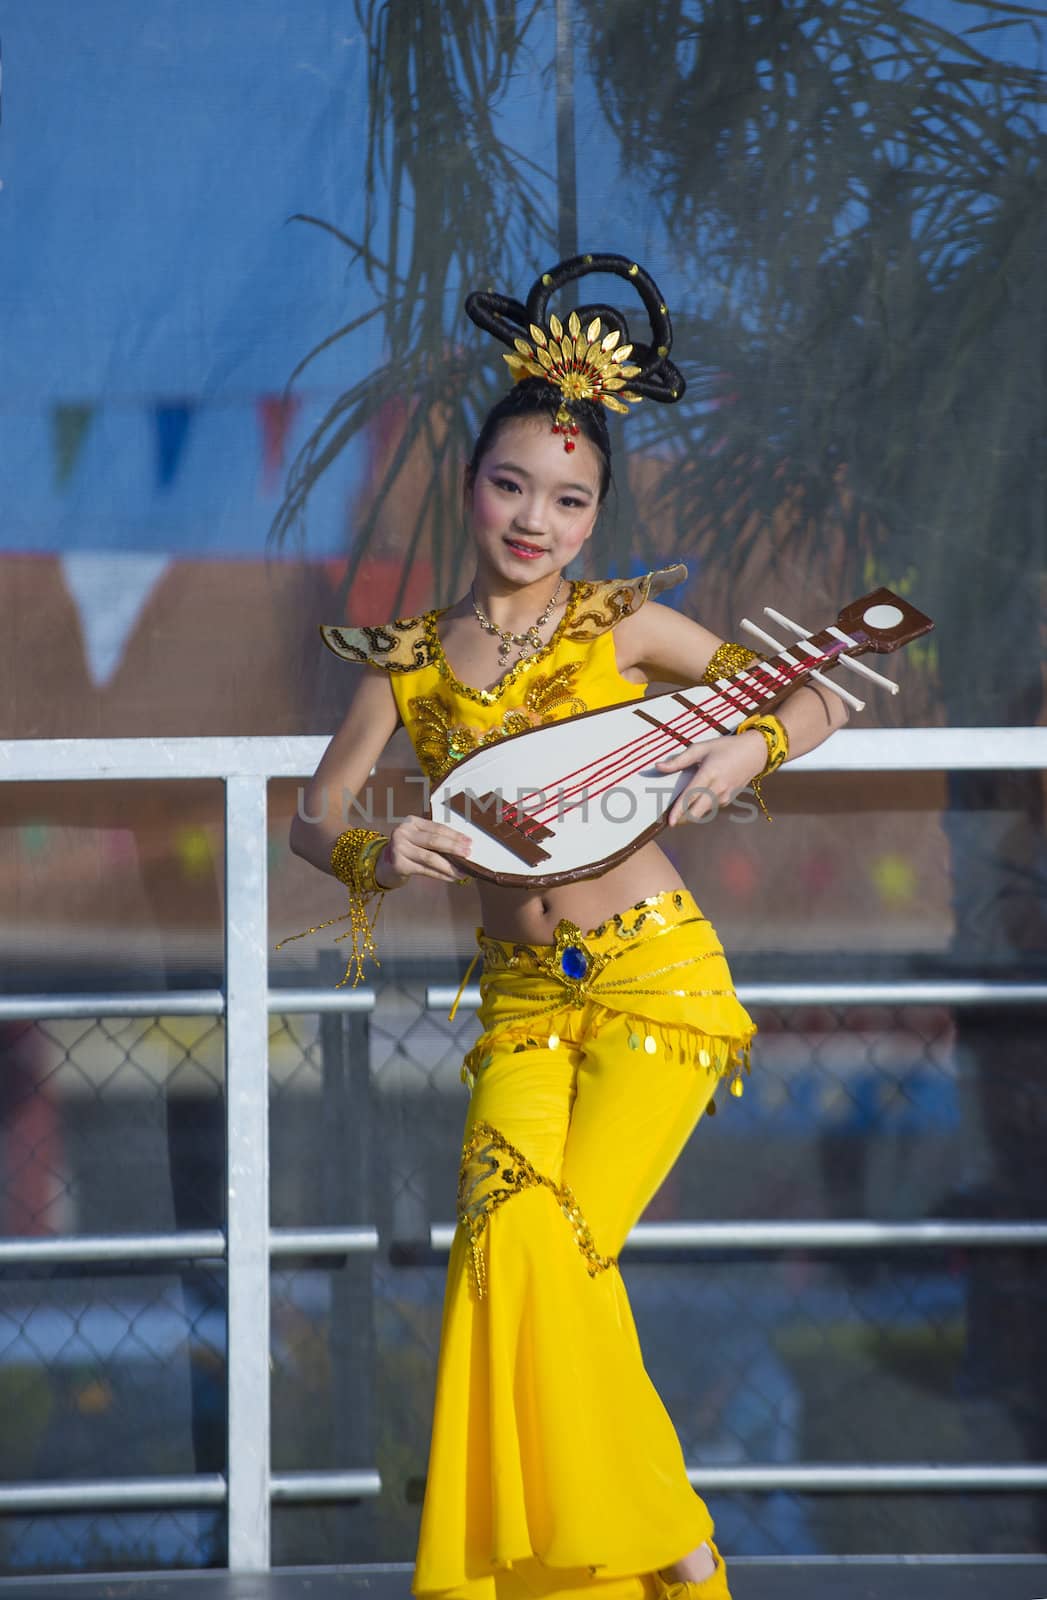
[319,566,689,787]
[321,567,756,1600]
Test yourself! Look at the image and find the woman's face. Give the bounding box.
[465,416,602,588]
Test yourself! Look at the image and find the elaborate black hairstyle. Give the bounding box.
[465,252,686,416]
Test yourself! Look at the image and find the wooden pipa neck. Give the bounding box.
[708,629,846,724]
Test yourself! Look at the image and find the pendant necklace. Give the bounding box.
[471,577,565,664]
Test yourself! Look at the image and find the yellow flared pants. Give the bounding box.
[412,890,755,1600]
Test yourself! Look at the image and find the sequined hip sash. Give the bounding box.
[460,888,757,1099]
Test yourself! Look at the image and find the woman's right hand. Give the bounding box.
[376,816,472,888]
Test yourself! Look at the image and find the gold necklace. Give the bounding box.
[470,577,565,663]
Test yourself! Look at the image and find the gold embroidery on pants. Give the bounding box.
[457,1119,617,1299]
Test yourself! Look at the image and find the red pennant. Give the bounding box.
[258,393,302,492]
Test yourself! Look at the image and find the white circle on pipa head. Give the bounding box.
[863,603,904,630]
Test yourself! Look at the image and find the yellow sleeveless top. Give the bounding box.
[319,564,687,787]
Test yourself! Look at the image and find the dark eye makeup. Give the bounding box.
[488,474,591,509]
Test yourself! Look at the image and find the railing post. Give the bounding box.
[224,775,271,1568]
[319,976,377,1535]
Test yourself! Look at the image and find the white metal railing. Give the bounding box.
[2,728,1046,1569]
[429,1219,1047,1251]
[428,979,1047,1012]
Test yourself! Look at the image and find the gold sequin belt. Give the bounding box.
[457,887,757,1096]
[477,886,706,986]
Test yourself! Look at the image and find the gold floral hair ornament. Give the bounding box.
[505,312,642,452]
[465,252,685,452]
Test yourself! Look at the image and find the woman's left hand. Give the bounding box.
[655,729,768,825]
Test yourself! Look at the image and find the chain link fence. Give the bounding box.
[5,962,1042,1573]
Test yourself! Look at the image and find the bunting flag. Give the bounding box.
[46,392,304,497]
[60,551,171,686]
[52,403,96,487]
[153,399,198,490]
[257,392,301,492]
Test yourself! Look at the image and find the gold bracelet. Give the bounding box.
[736,712,789,775]
[329,828,390,985]
[355,833,391,893]
[735,713,789,822]
[702,639,762,688]
[274,828,391,989]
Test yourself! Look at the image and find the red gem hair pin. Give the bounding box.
[465,253,686,452]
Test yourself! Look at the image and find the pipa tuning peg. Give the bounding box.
[739,616,867,712]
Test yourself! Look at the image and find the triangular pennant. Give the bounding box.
[59,550,171,686]
[257,393,302,492]
[52,403,96,487]
[153,400,197,490]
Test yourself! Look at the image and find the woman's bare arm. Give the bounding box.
[289,668,401,874]
[289,668,471,886]
[615,598,849,823]
[614,598,849,746]
[612,599,725,686]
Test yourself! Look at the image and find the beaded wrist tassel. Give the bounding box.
[735,713,789,823]
[274,828,390,988]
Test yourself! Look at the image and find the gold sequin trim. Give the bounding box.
[457,1119,617,1298]
[319,616,434,671]
[564,577,651,641]
[480,917,712,975]
[421,585,583,706]
[407,661,589,785]
[585,889,688,938]
[319,568,686,676]
[590,904,667,938]
[587,897,702,942]
[563,566,685,643]
[701,639,762,687]
[594,984,734,1000]
[478,892,692,965]
[472,928,734,1033]
[595,956,728,990]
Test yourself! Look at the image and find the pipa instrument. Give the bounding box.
[426,587,933,889]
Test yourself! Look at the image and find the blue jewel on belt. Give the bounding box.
[560,944,589,980]
[535,920,610,1002]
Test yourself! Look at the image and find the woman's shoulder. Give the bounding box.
[563,563,688,642]
[318,611,438,672]
[319,562,690,664]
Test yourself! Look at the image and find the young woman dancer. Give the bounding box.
[284,255,848,1600]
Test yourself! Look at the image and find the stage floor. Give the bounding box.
[1,1561,1047,1600]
